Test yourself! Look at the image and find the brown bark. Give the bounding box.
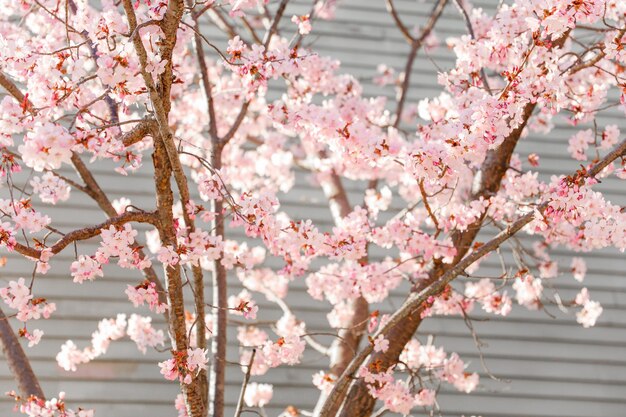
[122,2,208,413]
[153,140,206,417]
[0,72,29,108]
[121,120,156,147]
[208,142,227,417]
[184,4,228,413]
[0,307,44,399]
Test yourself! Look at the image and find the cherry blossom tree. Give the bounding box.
[0,0,625,416]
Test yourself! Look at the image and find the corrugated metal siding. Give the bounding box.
[1,0,625,416]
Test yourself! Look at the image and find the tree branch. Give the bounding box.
[12,211,159,259]
[122,3,207,416]
[322,137,626,417]
[0,72,27,104]
[263,0,289,49]
[568,27,626,74]
[385,0,414,44]
[451,0,492,93]
[220,102,250,145]
[234,349,257,417]
[121,119,157,147]
[330,30,573,417]
[187,1,218,140]
[207,140,228,417]
[0,306,44,399]
[392,0,448,127]
[1,55,169,317]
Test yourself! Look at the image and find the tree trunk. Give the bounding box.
[209,142,228,417]
[0,307,44,398]
[153,140,206,417]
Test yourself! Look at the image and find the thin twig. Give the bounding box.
[234,349,257,417]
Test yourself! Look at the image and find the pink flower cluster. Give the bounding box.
[0,278,56,322]
[125,280,169,314]
[357,367,436,415]
[158,348,209,385]
[56,314,164,371]
[400,339,479,393]
[18,123,74,172]
[228,290,259,320]
[464,278,513,316]
[96,224,149,270]
[70,256,103,284]
[30,172,71,205]
[244,383,273,407]
[8,391,93,417]
[575,288,603,328]
[1,199,51,235]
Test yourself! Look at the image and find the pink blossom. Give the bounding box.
[24,328,43,347]
[18,123,74,172]
[312,371,335,395]
[577,301,603,328]
[175,394,189,417]
[145,52,167,83]
[13,391,94,417]
[244,383,273,407]
[186,347,209,373]
[157,245,179,266]
[197,173,223,201]
[30,172,70,204]
[158,358,179,382]
[12,208,50,234]
[575,288,602,328]
[159,348,208,384]
[570,257,587,282]
[96,224,143,270]
[237,326,268,347]
[228,290,258,320]
[71,256,103,283]
[125,281,168,313]
[127,314,164,354]
[373,64,396,87]
[414,388,436,406]
[567,129,594,161]
[513,274,543,310]
[601,125,620,150]
[373,335,389,353]
[262,335,305,367]
[56,341,90,372]
[0,278,31,311]
[90,314,127,356]
[0,221,17,250]
[112,198,132,215]
[453,372,480,393]
[291,15,312,35]
[538,261,558,279]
